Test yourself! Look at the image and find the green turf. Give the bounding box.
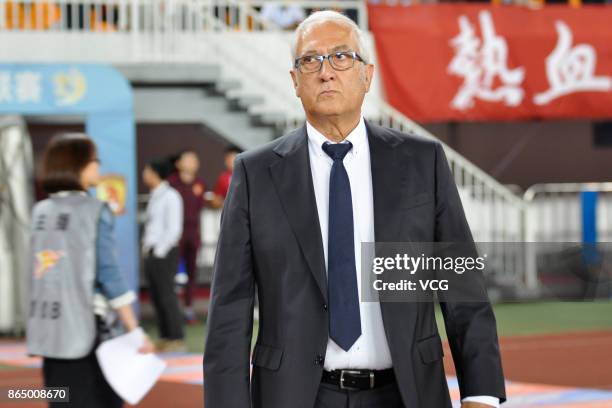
[0,363,20,371]
[435,301,612,339]
[141,301,612,354]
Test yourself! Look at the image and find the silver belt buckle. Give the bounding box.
[339,369,366,390]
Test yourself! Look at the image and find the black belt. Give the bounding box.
[321,368,395,390]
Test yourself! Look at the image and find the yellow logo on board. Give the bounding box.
[97,174,127,216]
[54,68,86,106]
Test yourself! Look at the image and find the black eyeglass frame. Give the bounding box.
[294,51,366,73]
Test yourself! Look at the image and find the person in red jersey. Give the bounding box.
[167,150,206,323]
[211,145,242,209]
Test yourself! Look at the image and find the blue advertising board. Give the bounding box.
[0,64,138,299]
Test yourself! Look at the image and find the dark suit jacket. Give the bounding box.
[203,121,506,408]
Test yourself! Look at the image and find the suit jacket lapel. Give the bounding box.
[367,121,410,243]
[269,126,328,302]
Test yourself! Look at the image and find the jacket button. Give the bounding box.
[314,354,324,366]
[323,304,328,311]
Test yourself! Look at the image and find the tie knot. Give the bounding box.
[322,141,353,161]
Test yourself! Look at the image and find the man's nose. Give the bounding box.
[318,57,336,81]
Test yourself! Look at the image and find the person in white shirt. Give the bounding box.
[142,158,185,352]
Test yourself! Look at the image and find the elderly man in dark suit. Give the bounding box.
[203,10,506,408]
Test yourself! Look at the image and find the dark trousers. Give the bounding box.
[179,240,199,308]
[314,382,404,408]
[43,350,122,408]
[145,247,184,340]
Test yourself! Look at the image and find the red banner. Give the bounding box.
[368,4,612,122]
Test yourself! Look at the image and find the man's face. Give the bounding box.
[290,22,374,119]
[178,151,200,174]
[142,166,159,189]
[225,152,237,171]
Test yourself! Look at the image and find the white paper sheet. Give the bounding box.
[96,327,167,405]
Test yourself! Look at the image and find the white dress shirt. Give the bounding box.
[143,181,184,258]
[306,117,499,408]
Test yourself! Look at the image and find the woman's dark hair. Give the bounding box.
[40,133,97,194]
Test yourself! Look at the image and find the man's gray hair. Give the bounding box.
[291,10,371,65]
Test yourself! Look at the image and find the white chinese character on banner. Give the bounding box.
[533,21,612,106]
[448,11,525,110]
[0,72,13,103]
[15,71,43,103]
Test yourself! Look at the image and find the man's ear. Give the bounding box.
[363,64,374,93]
[290,69,300,97]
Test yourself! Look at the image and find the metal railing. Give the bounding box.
[522,183,612,291]
[0,0,367,32]
[524,182,612,243]
[1,0,131,31]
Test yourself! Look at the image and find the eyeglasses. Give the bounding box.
[294,51,365,74]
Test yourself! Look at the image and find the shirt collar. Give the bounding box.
[151,181,169,197]
[306,116,367,159]
[50,190,88,197]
